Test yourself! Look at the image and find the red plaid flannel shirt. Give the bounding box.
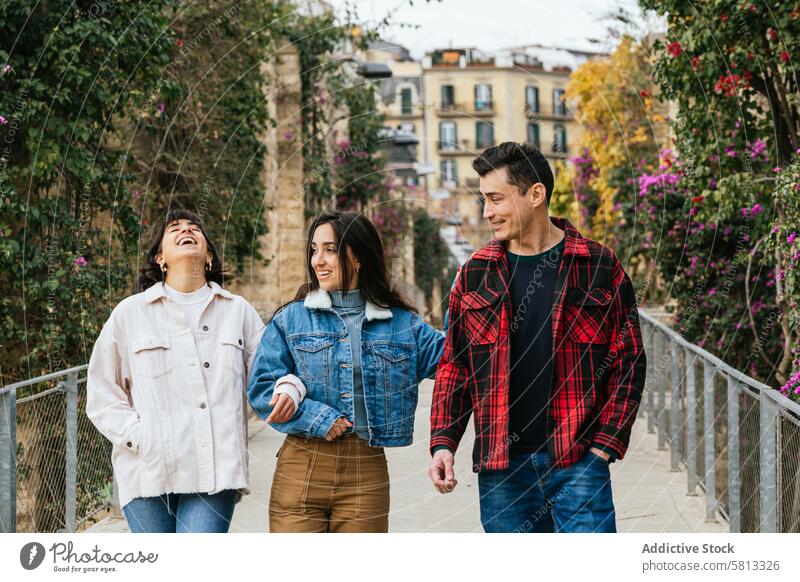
[430,217,646,471]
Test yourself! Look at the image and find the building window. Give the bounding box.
[476,121,494,149]
[439,122,457,150]
[440,159,458,187]
[474,84,493,111]
[525,86,539,113]
[527,122,540,148]
[552,88,567,116]
[552,124,567,153]
[400,88,413,114]
[441,85,455,109]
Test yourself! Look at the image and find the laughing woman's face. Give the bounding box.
[157,218,210,273]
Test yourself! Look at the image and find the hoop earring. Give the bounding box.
[206,262,212,272]
[159,262,167,273]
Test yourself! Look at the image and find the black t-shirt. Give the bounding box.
[506,238,564,452]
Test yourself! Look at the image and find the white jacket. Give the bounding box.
[86,282,265,507]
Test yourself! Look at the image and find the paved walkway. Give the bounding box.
[88,380,726,533]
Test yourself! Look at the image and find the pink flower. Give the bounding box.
[283,130,294,141]
[725,145,737,157]
[773,166,781,173]
[0,116,6,125]
[667,42,682,57]
[788,232,797,245]
[773,225,781,234]
[1,64,10,75]
[750,203,763,215]
[158,102,165,114]
[73,256,88,268]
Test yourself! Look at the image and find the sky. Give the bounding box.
[324,0,664,57]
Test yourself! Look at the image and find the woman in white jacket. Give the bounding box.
[86,209,299,532]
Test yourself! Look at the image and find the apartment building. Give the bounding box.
[368,41,598,249]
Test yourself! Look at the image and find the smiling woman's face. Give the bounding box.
[157,218,209,270]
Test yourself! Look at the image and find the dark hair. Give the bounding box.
[472,141,554,204]
[137,209,227,291]
[290,211,417,313]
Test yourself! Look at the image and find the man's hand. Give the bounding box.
[589,447,610,462]
[325,417,353,441]
[267,393,296,423]
[429,449,457,493]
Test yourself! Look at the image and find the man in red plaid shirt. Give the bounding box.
[428,142,646,532]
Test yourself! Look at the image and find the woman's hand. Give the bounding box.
[266,393,296,423]
[325,417,353,441]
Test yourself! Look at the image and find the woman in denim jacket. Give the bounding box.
[247,211,444,532]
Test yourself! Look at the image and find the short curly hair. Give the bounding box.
[471,141,554,204]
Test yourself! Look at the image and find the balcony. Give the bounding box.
[438,139,483,156]
[436,102,495,117]
[395,104,424,119]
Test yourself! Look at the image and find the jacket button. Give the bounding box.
[204,362,210,368]
[200,403,207,409]
[126,442,133,448]
[203,325,209,332]
[341,363,350,368]
[238,339,242,345]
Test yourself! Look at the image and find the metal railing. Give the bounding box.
[639,309,800,532]
[0,365,113,533]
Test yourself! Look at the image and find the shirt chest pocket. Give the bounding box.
[564,287,613,344]
[460,288,503,345]
[219,333,245,375]
[131,336,172,380]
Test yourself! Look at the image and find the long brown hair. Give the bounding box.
[291,211,417,313]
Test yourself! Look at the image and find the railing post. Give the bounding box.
[684,347,698,494]
[640,321,651,420]
[65,373,78,533]
[727,375,741,533]
[703,362,718,522]
[0,386,17,533]
[759,391,779,532]
[657,333,668,450]
[646,327,656,433]
[670,340,682,471]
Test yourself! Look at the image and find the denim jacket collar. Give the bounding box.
[143,281,233,304]
[303,288,393,321]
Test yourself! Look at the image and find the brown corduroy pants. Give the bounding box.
[269,434,390,533]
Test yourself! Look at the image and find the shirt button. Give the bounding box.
[204,362,210,368]
[126,442,133,448]
[203,325,209,332]
[200,403,207,409]
[238,339,243,345]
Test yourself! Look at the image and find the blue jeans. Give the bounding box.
[478,450,616,533]
[123,490,237,533]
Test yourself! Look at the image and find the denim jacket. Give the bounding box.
[247,289,445,447]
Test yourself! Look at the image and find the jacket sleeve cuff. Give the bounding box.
[430,434,458,457]
[274,374,306,410]
[310,407,342,440]
[591,428,629,461]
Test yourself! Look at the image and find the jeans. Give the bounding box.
[478,450,616,533]
[123,490,237,533]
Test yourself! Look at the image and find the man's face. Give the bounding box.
[479,166,543,242]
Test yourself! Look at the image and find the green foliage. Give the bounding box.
[640,0,799,386]
[412,207,449,303]
[0,1,177,380]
